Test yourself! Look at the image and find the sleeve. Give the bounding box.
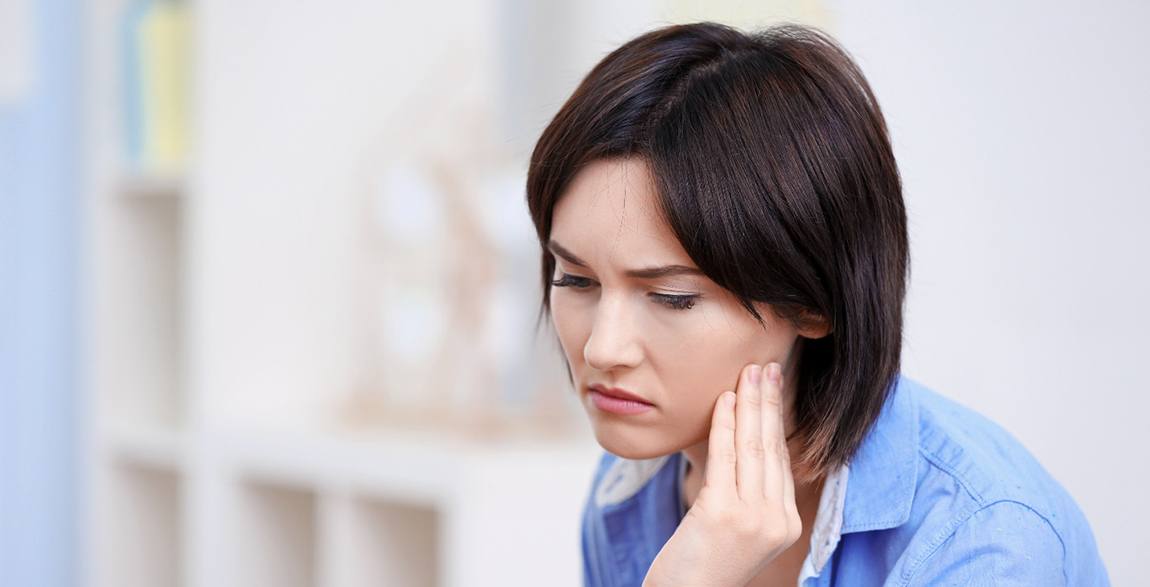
[903,500,1068,587]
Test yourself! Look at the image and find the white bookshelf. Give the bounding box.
[82,1,600,586]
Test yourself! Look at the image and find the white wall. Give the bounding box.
[828,1,1150,583]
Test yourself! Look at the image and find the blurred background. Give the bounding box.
[1,0,1147,585]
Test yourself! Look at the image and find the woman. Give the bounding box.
[525,21,1109,586]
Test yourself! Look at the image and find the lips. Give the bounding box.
[588,384,654,405]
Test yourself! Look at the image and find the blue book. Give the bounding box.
[120,0,151,169]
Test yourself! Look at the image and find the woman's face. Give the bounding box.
[549,157,820,460]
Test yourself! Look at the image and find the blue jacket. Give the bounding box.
[580,373,1110,586]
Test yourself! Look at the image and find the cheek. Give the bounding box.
[651,307,784,416]
[654,329,748,409]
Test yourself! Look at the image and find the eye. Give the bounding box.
[650,293,698,311]
[551,273,698,311]
[550,273,595,289]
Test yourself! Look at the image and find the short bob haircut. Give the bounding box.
[526,21,909,483]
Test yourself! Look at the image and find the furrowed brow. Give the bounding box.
[547,239,703,279]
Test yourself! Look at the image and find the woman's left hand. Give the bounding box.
[642,362,802,587]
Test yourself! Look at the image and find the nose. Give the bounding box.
[583,292,643,371]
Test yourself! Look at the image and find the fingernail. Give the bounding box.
[768,363,781,383]
[750,364,762,385]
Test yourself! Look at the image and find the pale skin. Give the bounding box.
[548,157,831,586]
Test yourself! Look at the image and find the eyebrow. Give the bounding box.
[547,239,705,279]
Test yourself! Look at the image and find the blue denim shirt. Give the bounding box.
[580,373,1110,586]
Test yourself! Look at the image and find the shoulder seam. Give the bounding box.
[900,499,1068,586]
[917,442,985,504]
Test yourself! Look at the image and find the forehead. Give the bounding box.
[551,157,690,265]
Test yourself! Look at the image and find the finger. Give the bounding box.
[760,362,785,500]
[704,390,737,495]
[779,443,799,529]
[736,363,764,501]
[765,364,797,511]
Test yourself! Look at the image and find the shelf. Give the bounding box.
[212,426,599,504]
[215,427,598,586]
[106,424,186,473]
[84,0,599,584]
[118,170,186,199]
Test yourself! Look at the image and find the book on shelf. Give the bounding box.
[121,0,190,176]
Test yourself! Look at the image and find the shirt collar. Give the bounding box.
[594,453,672,508]
[799,460,849,583]
[839,372,919,534]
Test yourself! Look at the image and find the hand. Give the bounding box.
[643,362,802,587]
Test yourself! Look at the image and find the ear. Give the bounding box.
[796,309,831,340]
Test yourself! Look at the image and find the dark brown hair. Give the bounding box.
[526,21,909,482]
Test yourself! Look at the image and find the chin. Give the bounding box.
[592,426,675,460]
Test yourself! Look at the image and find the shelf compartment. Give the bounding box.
[97,463,183,587]
[232,479,318,587]
[318,494,439,587]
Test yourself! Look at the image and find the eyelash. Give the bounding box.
[550,273,698,311]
